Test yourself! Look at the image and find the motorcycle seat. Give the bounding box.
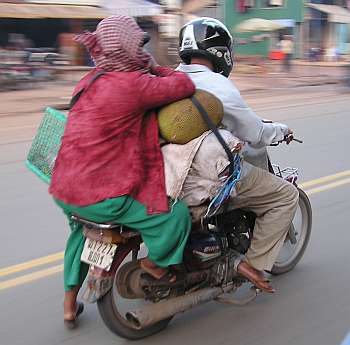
[70,214,121,231]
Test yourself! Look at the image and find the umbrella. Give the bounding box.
[234,18,286,33]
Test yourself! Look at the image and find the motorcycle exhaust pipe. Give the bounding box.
[126,286,233,330]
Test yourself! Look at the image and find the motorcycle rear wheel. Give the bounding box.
[97,259,173,340]
[270,188,312,275]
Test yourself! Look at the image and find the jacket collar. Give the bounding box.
[177,64,212,74]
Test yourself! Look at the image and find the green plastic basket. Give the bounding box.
[26,107,67,184]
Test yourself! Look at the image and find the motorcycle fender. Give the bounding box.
[82,238,140,303]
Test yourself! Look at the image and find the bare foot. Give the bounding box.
[64,302,84,329]
[64,302,84,322]
[237,261,275,293]
[140,258,176,283]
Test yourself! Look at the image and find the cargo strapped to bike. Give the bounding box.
[191,95,235,177]
[190,95,241,218]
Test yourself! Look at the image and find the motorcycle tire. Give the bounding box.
[97,273,173,340]
[270,188,312,275]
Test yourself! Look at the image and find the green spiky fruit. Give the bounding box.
[158,89,224,144]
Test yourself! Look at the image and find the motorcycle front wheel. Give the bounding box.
[270,188,312,275]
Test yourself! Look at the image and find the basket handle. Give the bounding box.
[69,71,105,109]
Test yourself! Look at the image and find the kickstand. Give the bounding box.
[215,286,258,306]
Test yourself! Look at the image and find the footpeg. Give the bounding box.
[215,286,258,306]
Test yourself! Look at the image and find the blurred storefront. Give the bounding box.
[182,0,221,20]
[103,0,162,17]
[306,1,350,58]
[156,0,221,64]
[102,0,198,66]
[224,0,305,58]
[102,0,164,62]
[0,0,231,66]
[0,0,108,64]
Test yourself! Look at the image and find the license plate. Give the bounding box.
[81,238,118,271]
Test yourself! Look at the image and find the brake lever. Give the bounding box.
[270,136,303,146]
[285,134,303,145]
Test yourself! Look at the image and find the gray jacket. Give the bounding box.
[176,64,289,148]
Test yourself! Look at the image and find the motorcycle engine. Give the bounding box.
[211,209,255,254]
[215,210,256,254]
[184,210,255,271]
[184,231,222,271]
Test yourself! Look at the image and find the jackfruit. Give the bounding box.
[158,89,224,144]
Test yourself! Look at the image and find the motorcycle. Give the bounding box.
[72,137,312,340]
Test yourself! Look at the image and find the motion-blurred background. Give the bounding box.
[1,3,350,345]
[0,0,350,90]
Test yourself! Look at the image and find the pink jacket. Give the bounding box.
[49,66,195,214]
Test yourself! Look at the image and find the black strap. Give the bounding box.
[69,71,105,109]
[191,95,235,177]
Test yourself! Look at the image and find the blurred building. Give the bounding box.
[102,0,164,62]
[224,0,305,58]
[0,0,109,63]
[182,0,222,20]
[306,0,350,56]
[224,0,350,59]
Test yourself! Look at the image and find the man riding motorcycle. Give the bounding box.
[178,17,291,168]
[162,17,299,293]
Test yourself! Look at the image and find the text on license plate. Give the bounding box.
[81,238,118,271]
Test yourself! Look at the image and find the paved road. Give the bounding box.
[0,84,350,345]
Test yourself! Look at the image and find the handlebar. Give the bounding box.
[270,134,303,146]
[261,120,303,146]
[291,137,303,144]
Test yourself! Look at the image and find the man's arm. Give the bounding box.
[221,81,289,147]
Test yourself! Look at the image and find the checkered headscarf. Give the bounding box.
[75,15,151,72]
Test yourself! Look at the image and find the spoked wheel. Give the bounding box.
[270,188,312,275]
[97,258,173,340]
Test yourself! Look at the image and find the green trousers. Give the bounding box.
[55,196,191,292]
